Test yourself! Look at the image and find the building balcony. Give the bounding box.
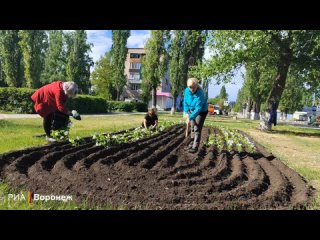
[129,58,142,63]
[129,68,140,73]
[128,79,142,84]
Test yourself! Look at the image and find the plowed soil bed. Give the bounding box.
[0,125,314,209]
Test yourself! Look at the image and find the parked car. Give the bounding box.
[208,104,220,115]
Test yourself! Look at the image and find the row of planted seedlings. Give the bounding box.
[205,122,256,154]
[51,120,183,148]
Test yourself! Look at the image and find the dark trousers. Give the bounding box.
[190,111,208,148]
[43,111,70,137]
[43,112,54,137]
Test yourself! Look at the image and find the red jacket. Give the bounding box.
[31,81,69,117]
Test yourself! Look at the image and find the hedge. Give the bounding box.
[0,87,148,114]
[66,95,108,114]
[0,87,36,113]
[107,101,148,112]
[0,87,108,114]
[107,101,134,112]
[134,102,148,112]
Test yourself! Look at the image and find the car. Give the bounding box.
[208,104,220,115]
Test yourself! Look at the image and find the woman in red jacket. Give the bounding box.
[31,81,79,142]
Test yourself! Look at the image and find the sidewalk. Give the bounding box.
[0,112,148,120]
[0,114,40,119]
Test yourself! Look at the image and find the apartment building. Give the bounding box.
[122,48,174,110]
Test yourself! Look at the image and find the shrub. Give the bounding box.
[107,101,134,112]
[133,102,148,112]
[0,87,35,113]
[0,87,108,114]
[107,101,147,112]
[66,95,108,114]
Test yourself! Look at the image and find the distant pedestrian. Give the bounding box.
[268,97,278,127]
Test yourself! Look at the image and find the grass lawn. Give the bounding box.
[207,115,320,209]
[0,111,14,114]
[1,113,320,209]
[0,113,182,154]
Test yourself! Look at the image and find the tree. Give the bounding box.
[111,30,130,100]
[142,30,170,108]
[169,30,185,114]
[215,85,228,114]
[0,30,24,87]
[19,30,48,88]
[234,88,246,113]
[42,30,66,84]
[219,85,228,101]
[184,30,208,97]
[66,30,93,94]
[169,30,207,114]
[278,73,305,116]
[208,95,220,105]
[193,30,320,129]
[0,56,6,87]
[240,63,275,119]
[141,65,153,103]
[91,51,117,100]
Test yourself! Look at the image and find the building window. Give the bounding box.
[130,62,141,69]
[129,72,140,80]
[130,53,140,59]
[131,84,140,90]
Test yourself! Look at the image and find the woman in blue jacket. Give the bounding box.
[183,78,208,153]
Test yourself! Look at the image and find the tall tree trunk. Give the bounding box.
[268,56,291,107]
[16,52,22,87]
[152,87,157,108]
[268,40,292,107]
[252,98,261,120]
[171,95,177,115]
[266,47,292,130]
[284,108,288,120]
[245,97,252,119]
[202,79,209,100]
[256,98,261,114]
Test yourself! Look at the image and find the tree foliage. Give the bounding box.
[141,30,170,107]
[0,30,24,87]
[91,51,116,100]
[192,30,320,110]
[66,30,93,94]
[111,30,130,100]
[169,30,207,113]
[42,30,66,84]
[19,30,48,88]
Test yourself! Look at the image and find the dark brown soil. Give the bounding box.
[0,125,315,209]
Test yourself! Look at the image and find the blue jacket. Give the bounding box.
[183,87,208,120]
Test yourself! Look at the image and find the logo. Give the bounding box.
[28,191,33,203]
[4,192,73,204]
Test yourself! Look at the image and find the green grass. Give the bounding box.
[206,116,320,209]
[0,111,14,114]
[0,112,183,154]
[207,115,320,136]
[1,112,320,209]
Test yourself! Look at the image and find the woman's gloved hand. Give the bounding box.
[71,110,81,120]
